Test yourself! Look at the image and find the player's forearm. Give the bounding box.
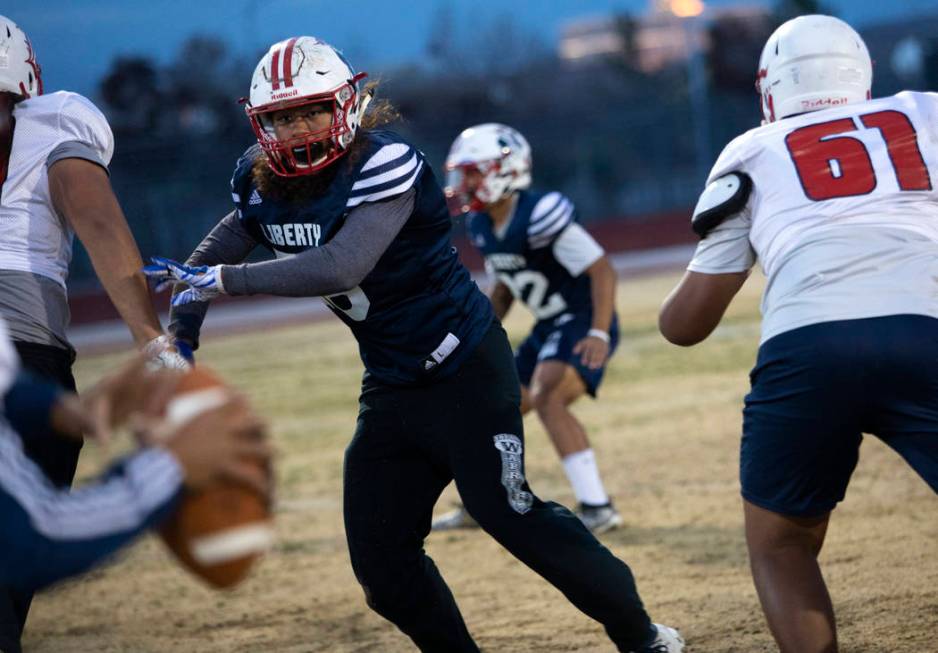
[586,256,616,333]
[80,222,161,345]
[658,270,748,346]
[49,161,162,346]
[168,304,208,349]
[221,245,353,297]
[69,205,163,346]
[220,189,414,298]
[0,446,182,592]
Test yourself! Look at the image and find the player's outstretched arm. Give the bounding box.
[220,189,414,298]
[48,158,162,347]
[5,356,183,447]
[0,438,184,592]
[158,189,414,304]
[658,270,748,346]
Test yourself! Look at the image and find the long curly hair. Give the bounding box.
[251,81,399,203]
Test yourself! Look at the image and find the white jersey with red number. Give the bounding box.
[0,91,114,288]
[688,91,938,343]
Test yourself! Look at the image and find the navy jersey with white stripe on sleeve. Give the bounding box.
[467,190,599,323]
[230,130,494,385]
[0,424,182,591]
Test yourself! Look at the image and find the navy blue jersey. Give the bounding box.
[231,130,493,385]
[467,190,594,323]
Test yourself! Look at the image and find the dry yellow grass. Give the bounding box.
[23,270,938,652]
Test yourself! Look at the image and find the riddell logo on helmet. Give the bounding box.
[271,89,299,100]
[802,97,849,109]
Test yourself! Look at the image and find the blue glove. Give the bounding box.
[143,257,225,307]
[174,340,195,364]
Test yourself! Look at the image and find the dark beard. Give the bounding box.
[251,152,342,204]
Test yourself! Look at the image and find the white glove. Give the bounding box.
[143,335,191,370]
[143,257,225,306]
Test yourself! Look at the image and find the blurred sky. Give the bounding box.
[12,0,935,98]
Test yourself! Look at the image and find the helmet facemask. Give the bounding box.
[246,73,369,177]
[444,159,510,215]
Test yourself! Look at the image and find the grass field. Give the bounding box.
[23,269,938,652]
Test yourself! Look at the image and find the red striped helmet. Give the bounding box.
[245,37,370,176]
[0,15,42,99]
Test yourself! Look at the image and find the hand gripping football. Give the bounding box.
[158,366,274,588]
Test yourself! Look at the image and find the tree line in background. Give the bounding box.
[67,0,938,285]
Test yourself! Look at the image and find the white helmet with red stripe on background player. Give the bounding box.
[245,36,372,176]
[756,14,872,124]
[0,14,43,99]
[444,123,532,215]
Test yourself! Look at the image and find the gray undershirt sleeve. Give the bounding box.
[219,188,415,297]
[186,210,259,267]
[46,141,108,175]
[168,211,258,347]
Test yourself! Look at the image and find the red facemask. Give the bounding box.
[444,161,500,216]
[245,73,366,177]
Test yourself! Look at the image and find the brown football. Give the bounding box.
[157,365,273,589]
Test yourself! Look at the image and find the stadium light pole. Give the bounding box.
[670,0,712,185]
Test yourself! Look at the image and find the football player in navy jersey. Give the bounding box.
[145,37,683,653]
[0,321,270,595]
[437,123,623,534]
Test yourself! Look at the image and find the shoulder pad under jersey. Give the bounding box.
[691,172,753,238]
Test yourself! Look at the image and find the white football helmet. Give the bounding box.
[245,37,371,176]
[0,15,42,99]
[756,15,871,123]
[444,123,532,215]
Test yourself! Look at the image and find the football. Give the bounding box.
[157,365,273,589]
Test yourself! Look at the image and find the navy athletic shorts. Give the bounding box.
[742,314,938,517]
[515,312,619,397]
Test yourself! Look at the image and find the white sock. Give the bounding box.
[561,448,609,506]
